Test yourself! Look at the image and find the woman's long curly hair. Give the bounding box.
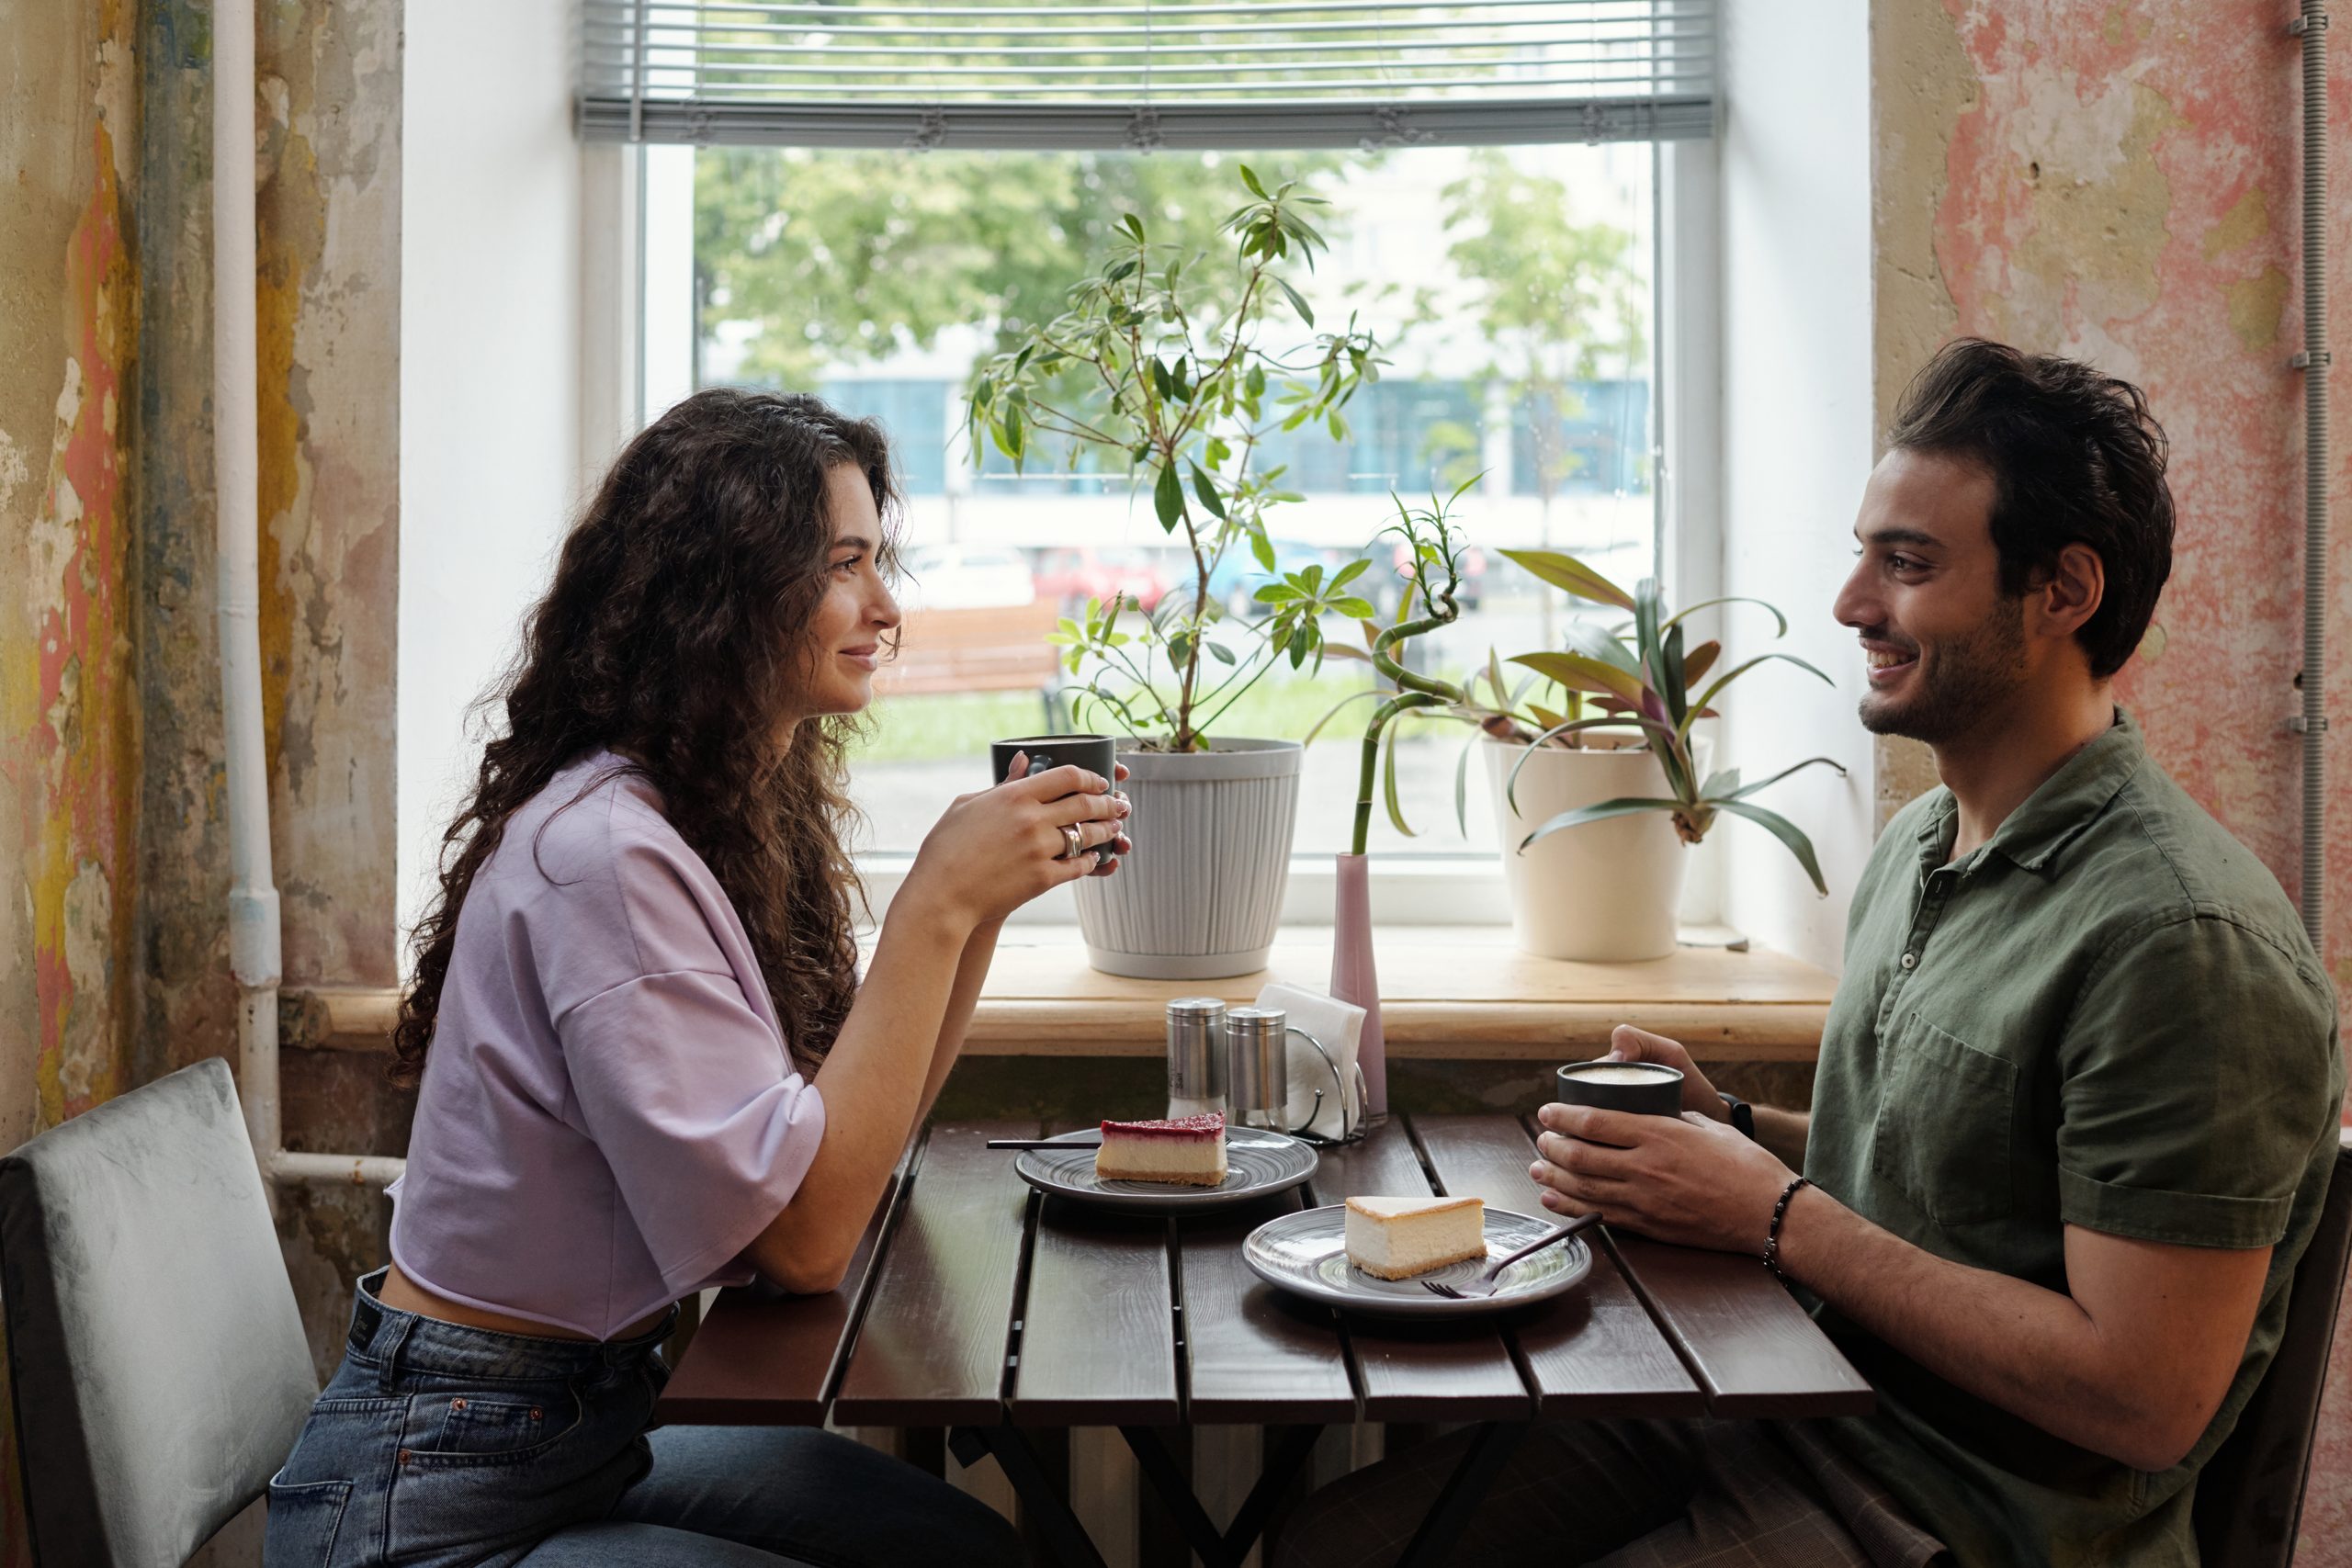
[391,389,900,1087]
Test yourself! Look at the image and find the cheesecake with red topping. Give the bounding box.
[1095,1112,1229,1187]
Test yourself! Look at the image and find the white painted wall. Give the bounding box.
[398,0,588,940]
[1714,0,1880,975]
[642,144,697,422]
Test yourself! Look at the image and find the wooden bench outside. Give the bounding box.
[875,600,1067,727]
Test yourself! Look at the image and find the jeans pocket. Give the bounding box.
[264,1475,354,1567]
[427,1395,560,1457]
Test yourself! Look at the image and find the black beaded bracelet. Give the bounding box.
[1762,1175,1811,1282]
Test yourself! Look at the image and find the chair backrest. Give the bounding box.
[0,1058,319,1568]
[2195,1137,2352,1568]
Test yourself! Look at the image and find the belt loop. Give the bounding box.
[376,1312,416,1395]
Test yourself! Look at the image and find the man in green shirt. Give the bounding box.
[1277,342,2342,1566]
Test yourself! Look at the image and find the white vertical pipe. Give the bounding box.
[213,0,285,1175]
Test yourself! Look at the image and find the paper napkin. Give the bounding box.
[1253,981,1366,1142]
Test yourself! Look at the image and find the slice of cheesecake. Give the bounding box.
[1344,1195,1487,1280]
[1095,1113,1228,1187]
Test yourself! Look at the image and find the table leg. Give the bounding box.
[950,1425,1109,1568]
[1389,1422,1526,1568]
[1120,1425,1326,1568]
[1120,1427,1229,1566]
[1225,1424,1324,1562]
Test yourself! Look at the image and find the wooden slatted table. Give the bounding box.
[660,1115,1872,1568]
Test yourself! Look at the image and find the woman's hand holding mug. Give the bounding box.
[904,756,1132,932]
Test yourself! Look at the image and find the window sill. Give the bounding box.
[961,925,1835,1062]
[286,928,1836,1065]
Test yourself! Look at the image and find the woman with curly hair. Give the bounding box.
[265,389,1124,1567]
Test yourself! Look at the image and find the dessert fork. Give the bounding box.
[1420,1212,1603,1299]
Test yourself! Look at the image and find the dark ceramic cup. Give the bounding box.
[1553,1058,1686,1117]
[989,733,1122,862]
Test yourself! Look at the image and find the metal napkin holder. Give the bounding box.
[1223,1005,1368,1147]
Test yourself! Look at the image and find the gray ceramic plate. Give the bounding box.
[1014,1128,1318,1214]
[1242,1203,1594,1317]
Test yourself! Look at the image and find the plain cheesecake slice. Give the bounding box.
[1344,1195,1487,1280]
[1095,1112,1229,1187]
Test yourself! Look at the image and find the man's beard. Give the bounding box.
[1857,596,2030,745]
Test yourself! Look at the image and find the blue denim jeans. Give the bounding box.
[265,1269,1026,1568]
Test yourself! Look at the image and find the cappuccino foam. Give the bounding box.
[1564,1064,1679,1085]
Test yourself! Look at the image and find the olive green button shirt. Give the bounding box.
[1805,711,2343,1567]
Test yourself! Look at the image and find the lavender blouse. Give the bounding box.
[388,751,828,1339]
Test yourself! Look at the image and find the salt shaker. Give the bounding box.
[1225,1006,1291,1132]
[1165,997,1227,1119]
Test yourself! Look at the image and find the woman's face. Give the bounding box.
[786,462,900,722]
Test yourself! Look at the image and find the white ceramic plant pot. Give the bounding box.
[1074,738,1302,979]
[1483,735,1709,963]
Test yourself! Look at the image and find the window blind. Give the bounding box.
[578,1,1716,149]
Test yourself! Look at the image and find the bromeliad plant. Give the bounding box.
[1488,550,1847,894]
[1314,529,1849,894]
[967,167,1381,752]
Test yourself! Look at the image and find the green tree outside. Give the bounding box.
[695,148,1348,392]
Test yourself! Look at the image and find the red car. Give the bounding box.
[1031,547,1170,612]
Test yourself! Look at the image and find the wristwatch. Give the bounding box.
[1717,1090,1756,1140]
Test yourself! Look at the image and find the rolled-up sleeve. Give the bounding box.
[2056,912,2338,1249]
[559,969,827,1294]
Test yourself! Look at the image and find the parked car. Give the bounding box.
[898,545,1036,610]
[1031,546,1170,612]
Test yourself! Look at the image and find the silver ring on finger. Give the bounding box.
[1058,824,1084,860]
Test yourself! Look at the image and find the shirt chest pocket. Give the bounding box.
[1869,1012,2018,1226]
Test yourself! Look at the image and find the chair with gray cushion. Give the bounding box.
[0,1057,319,1567]
[2195,1136,2352,1568]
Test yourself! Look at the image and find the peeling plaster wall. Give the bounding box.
[244,1,413,1381]
[136,0,412,1389]
[1871,0,2350,1002]
[0,1,406,1560]
[0,1,141,1561]
[1870,1,2352,1553]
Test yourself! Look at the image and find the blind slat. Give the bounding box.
[579,0,1717,149]
[608,0,1713,19]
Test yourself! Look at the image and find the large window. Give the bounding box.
[690,141,1657,858]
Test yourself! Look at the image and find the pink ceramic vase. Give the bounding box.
[1329,852,1386,1119]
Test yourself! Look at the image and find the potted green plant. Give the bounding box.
[967,166,1380,978]
[1329,548,1845,961]
[1326,485,1472,1116]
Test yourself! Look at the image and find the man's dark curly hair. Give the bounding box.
[1888,338,2175,678]
[392,388,900,1087]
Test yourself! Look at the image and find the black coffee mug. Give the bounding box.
[1553,1058,1686,1117]
[990,733,1123,863]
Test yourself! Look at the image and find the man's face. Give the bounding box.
[1831,448,2029,745]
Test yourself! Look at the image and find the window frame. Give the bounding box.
[616,134,1722,929]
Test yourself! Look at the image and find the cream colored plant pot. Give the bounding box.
[1074,737,1301,979]
[1483,735,1708,963]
